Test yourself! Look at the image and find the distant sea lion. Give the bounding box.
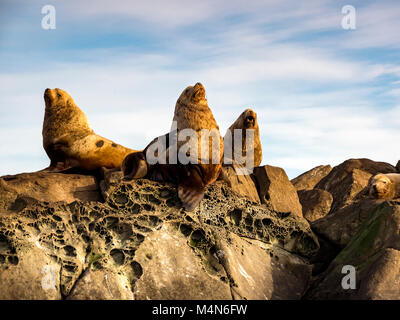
[122,82,223,211]
[42,88,137,172]
[369,173,400,199]
[224,108,262,168]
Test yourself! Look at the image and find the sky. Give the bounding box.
[0,0,399,178]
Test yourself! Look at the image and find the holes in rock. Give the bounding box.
[179,224,193,237]
[0,255,5,264]
[133,223,152,234]
[63,245,76,257]
[114,223,134,240]
[110,249,125,265]
[228,209,242,226]
[143,204,154,211]
[254,219,263,229]
[52,215,62,222]
[143,194,161,205]
[262,218,272,227]
[148,215,161,226]
[7,255,18,265]
[130,204,142,215]
[114,193,129,205]
[0,234,12,253]
[63,264,77,273]
[136,233,145,242]
[131,261,143,279]
[190,229,206,247]
[244,215,253,226]
[276,212,291,219]
[106,217,119,228]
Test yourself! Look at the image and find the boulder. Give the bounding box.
[311,198,384,248]
[298,189,333,222]
[67,269,134,300]
[356,248,400,299]
[291,165,332,191]
[254,165,303,217]
[218,233,312,300]
[219,165,260,204]
[305,201,400,299]
[0,170,319,300]
[132,224,232,300]
[0,243,61,300]
[0,171,101,211]
[315,159,396,213]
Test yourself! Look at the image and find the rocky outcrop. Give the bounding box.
[305,201,400,299]
[311,199,384,248]
[291,165,332,191]
[0,169,318,300]
[1,157,400,300]
[298,189,333,222]
[396,160,400,172]
[254,165,303,217]
[219,166,260,204]
[315,159,396,214]
[0,172,101,211]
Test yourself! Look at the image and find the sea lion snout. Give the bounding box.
[192,82,205,101]
[245,115,255,127]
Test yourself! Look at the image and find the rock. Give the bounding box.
[305,201,400,299]
[0,171,319,300]
[311,198,384,248]
[315,159,396,213]
[218,233,312,300]
[219,165,260,204]
[254,165,303,217]
[298,189,333,222]
[0,244,61,300]
[68,269,134,300]
[356,248,400,299]
[0,171,101,211]
[291,165,332,191]
[396,160,400,172]
[133,224,231,300]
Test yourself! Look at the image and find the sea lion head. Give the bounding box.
[44,88,75,110]
[241,108,258,129]
[177,82,207,106]
[369,174,395,199]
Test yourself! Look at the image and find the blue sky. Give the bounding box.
[0,0,399,178]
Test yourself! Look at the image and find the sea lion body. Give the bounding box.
[369,173,400,200]
[43,88,137,171]
[224,108,262,169]
[122,83,223,211]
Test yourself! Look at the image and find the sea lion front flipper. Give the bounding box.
[122,151,148,181]
[177,167,205,211]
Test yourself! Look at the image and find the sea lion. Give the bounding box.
[42,88,137,172]
[122,82,223,211]
[369,173,400,199]
[223,108,262,169]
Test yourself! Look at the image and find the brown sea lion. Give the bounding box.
[122,82,223,211]
[223,108,262,169]
[42,88,137,172]
[369,173,400,199]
